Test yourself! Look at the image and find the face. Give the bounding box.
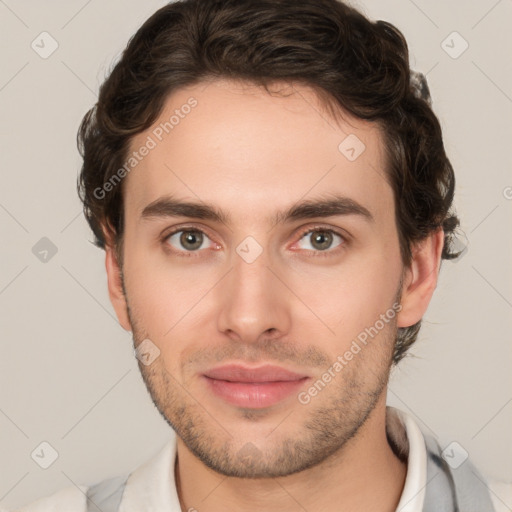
[110,79,409,478]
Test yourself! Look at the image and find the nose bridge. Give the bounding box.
[216,237,290,341]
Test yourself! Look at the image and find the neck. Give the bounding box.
[175,395,407,512]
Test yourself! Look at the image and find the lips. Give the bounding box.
[203,364,307,383]
[202,364,310,408]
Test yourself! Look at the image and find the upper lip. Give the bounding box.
[203,364,308,383]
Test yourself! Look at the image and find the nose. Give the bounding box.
[216,242,291,344]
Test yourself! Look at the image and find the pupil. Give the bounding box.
[313,231,331,250]
[181,231,202,250]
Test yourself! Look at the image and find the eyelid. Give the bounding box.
[289,224,348,255]
[294,224,348,240]
[161,223,218,243]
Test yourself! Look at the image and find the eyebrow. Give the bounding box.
[141,193,374,227]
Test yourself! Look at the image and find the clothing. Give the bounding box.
[12,407,509,511]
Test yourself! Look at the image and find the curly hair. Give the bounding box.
[77,0,460,364]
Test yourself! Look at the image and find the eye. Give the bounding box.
[164,228,217,255]
[162,225,346,257]
[294,227,346,255]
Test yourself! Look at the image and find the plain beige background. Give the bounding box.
[1,0,511,508]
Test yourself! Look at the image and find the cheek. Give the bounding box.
[123,244,223,342]
[285,247,402,342]
[122,243,172,328]
[122,221,402,360]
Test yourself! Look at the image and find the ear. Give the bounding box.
[397,228,445,328]
[105,245,132,331]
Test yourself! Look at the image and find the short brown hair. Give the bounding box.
[77,0,460,364]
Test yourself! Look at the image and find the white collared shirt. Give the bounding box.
[12,407,511,511]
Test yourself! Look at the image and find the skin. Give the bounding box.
[105,78,444,512]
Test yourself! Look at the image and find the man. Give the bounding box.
[15,0,505,510]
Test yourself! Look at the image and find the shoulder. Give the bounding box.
[11,473,129,512]
[8,439,174,512]
[11,485,88,512]
[388,406,510,511]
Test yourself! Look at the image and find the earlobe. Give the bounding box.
[396,228,445,328]
[105,247,132,331]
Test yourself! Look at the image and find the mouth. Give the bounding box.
[202,364,310,409]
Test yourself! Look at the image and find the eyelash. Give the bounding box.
[161,225,348,259]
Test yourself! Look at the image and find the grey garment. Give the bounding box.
[85,436,496,511]
[86,474,129,512]
[422,434,496,512]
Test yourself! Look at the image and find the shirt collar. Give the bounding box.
[119,406,427,511]
[389,406,428,511]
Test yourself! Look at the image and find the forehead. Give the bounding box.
[125,79,393,227]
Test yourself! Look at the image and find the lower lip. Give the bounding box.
[203,376,309,408]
